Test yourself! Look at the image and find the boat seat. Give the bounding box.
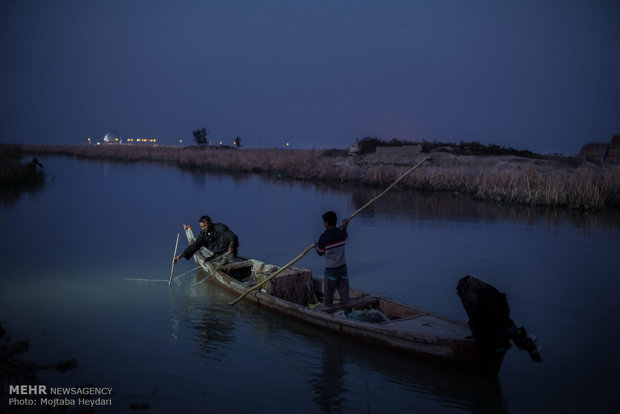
[313,296,379,312]
[217,260,254,272]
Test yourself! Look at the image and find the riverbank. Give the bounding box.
[19,143,620,209]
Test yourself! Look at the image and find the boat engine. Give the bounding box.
[456,275,542,362]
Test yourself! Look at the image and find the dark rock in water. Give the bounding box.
[7,340,29,355]
[130,402,150,409]
[26,158,44,169]
[456,275,542,362]
[53,358,78,372]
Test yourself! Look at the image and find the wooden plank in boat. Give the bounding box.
[313,296,378,312]
[379,313,429,324]
[217,260,254,271]
[380,314,470,339]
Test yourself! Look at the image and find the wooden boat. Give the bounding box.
[182,226,506,375]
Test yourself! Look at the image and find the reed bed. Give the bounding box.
[474,163,619,209]
[24,144,620,209]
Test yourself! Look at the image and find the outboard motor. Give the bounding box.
[456,275,542,362]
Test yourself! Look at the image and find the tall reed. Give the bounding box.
[474,162,619,209]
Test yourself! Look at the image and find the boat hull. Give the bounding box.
[183,227,505,375]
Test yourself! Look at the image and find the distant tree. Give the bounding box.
[192,128,209,146]
[355,137,382,154]
[233,136,242,148]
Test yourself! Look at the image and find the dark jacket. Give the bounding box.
[183,223,239,259]
[316,226,347,269]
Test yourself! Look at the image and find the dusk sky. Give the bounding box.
[2,1,619,154]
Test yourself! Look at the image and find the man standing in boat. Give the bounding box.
[316,211,350,305]
[174,215,239,263]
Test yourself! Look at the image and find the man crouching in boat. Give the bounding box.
[316,211,350,306]
[173,215,239,264]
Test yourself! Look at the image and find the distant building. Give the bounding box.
[103,131,121,144]
[580,135,620,163]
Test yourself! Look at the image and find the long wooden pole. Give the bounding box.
[229,242,317,305]
[168,233,180,286]
[346,158,427,222]
[230,158,427,305]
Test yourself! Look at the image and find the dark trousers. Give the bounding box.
[323,265,349,305]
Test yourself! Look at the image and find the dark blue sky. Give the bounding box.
[2,1,619,154]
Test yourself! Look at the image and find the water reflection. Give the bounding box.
[348,188,620,231]
[310,339,347,413]
[169,273,235,359]
[188,305,235,359]
[179,165,620,232]
[303,323,507,414]
[179,165,257,188]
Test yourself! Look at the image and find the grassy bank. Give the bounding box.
[22,144,620,209]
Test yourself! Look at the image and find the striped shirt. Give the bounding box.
[316,227,348,269]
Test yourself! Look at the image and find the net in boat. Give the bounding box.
[254,264,317,306]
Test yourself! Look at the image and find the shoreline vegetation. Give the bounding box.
[0,145,46,204]
[11,141,620,210]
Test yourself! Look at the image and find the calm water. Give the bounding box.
[1,157,619,413]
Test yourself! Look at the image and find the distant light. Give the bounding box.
[219,140,223,145]
[179,139,183,144]
[285,142,290,147]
